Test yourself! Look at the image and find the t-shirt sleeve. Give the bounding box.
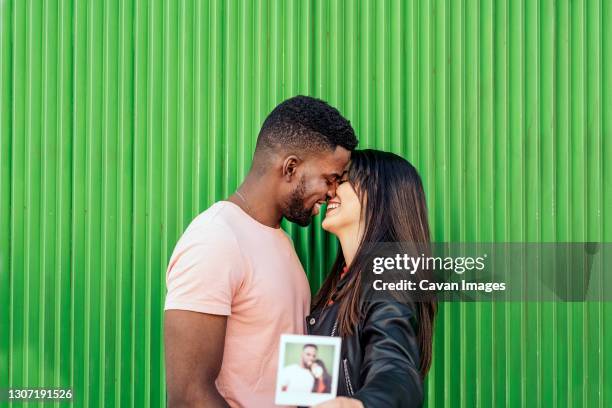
[164,222,244,316]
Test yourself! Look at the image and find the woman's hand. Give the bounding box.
[313,397,364,408]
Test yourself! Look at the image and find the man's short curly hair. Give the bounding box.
[255,96,358,156]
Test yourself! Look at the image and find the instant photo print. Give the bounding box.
[275,334,341,407]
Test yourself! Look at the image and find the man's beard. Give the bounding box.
[283,176,314,227]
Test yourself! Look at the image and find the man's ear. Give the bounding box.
[282,155,300,181]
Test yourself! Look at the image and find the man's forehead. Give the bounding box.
[331,145,351,162]
[317,146,351,173]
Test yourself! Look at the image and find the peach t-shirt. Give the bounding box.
[165,201,311,407]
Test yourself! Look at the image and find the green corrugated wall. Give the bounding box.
[1,0,611,407]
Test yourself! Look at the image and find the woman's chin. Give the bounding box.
[321,218,340,236]
[321,218,334,233]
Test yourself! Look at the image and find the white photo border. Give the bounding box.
[275,334,342,407]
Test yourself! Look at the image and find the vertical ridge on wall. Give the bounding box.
[0,0,12,396]
[1,0,13,397]
[1,1,611,407]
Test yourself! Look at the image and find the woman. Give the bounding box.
[311,359,333,394]
[309,149,437,408]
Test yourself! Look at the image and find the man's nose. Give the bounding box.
[327,183,338,199]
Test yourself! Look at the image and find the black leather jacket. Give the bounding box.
[306,284,423,407]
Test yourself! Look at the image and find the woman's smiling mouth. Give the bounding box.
[326,201,340,215]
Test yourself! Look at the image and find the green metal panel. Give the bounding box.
[1,0,610,407]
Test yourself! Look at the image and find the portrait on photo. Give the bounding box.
[275,334,341,406]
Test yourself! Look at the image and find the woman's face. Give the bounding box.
[321,175,363,235]
[311,363,324,378]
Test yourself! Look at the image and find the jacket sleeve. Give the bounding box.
[352,300,424,408]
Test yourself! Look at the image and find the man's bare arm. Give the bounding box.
[164,310,230,408]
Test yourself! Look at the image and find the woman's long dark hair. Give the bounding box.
[311,359,332,393]
[312,149,437,377]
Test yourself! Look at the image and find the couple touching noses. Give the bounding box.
[164,96,436,408]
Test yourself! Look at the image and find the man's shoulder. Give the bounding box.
[184,202,239,242]
[167,203,245,265]
[282,364,303,373]
[167,202,247,278]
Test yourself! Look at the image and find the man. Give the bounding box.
[164,96,358,407]
[279,344,318,393]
